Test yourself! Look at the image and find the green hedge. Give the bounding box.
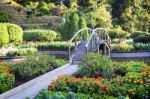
[14,42,75,51]
[23,30,57,42]
[0,23,23,47]
[7,24,23,43]
[133,33,150,43]
[6,48,37,57]
[0,24,9,47]
[130,31,149,38]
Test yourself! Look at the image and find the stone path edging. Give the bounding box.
[0,63,78,99]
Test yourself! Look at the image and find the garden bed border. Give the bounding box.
[0,63,71,99]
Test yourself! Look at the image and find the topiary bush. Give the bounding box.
[7,23,23,43]
[0,23,9,47]
[23,29,57,42]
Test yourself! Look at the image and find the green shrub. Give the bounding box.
[0,63,15,93]
[0,9,9,22]
[14,42,75,51]
[23,30,57,42]
[78,53,114,78]
[108,26,129,39]
[0,23,9,47]
[112,41,134,52]
[35,89,117,99]
[131,43,150,50]
[133,33,150,43]
[114,61,146,75]
[6,48,37,57]
[7,23,23,43]
[130,31,149,38]
[11,53,67,78]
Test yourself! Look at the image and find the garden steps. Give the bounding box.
[0,64,78,99]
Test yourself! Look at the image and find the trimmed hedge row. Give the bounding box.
[131,31,150,43]
[0,23,23,47]
[23,30,57,42]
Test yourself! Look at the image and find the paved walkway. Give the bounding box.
[0,64,78,99]
[111,52,150,58]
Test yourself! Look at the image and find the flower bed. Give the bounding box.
[0,53,67,94]
[36,53,150,99]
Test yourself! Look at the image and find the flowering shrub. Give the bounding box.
[0,63,15,93]
[48,75,110,95]
[122,71,150,98]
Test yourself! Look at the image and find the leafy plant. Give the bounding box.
[6,48,37,57]
[112,41,134,52]
[78,53,114,78]
[114,61,147,75]
[11,53,67,78]
[0,62,15,93]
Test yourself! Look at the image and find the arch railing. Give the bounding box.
[85,28,111,56]
[67,28,93,61]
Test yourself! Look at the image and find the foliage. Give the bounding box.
[0,62,15,93]
[6,48,37,57]
[133,33,150,43]
[35,89,117,99]
[112,0,150,32]
[23,29,57,42]
[13,41,75,51]
[0,9,9,22]
[112,41,134,52]
[78,53,114,78]
[0,23,9,47]
[60,12,87,40]
[132,43,150,51]
[11,53,67,78]
[114,61,147,75]
[48,75,110,95]
[86,3,112,28]
[130,31,149,38]
[108,26,129,39]
[7,23,23,43]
